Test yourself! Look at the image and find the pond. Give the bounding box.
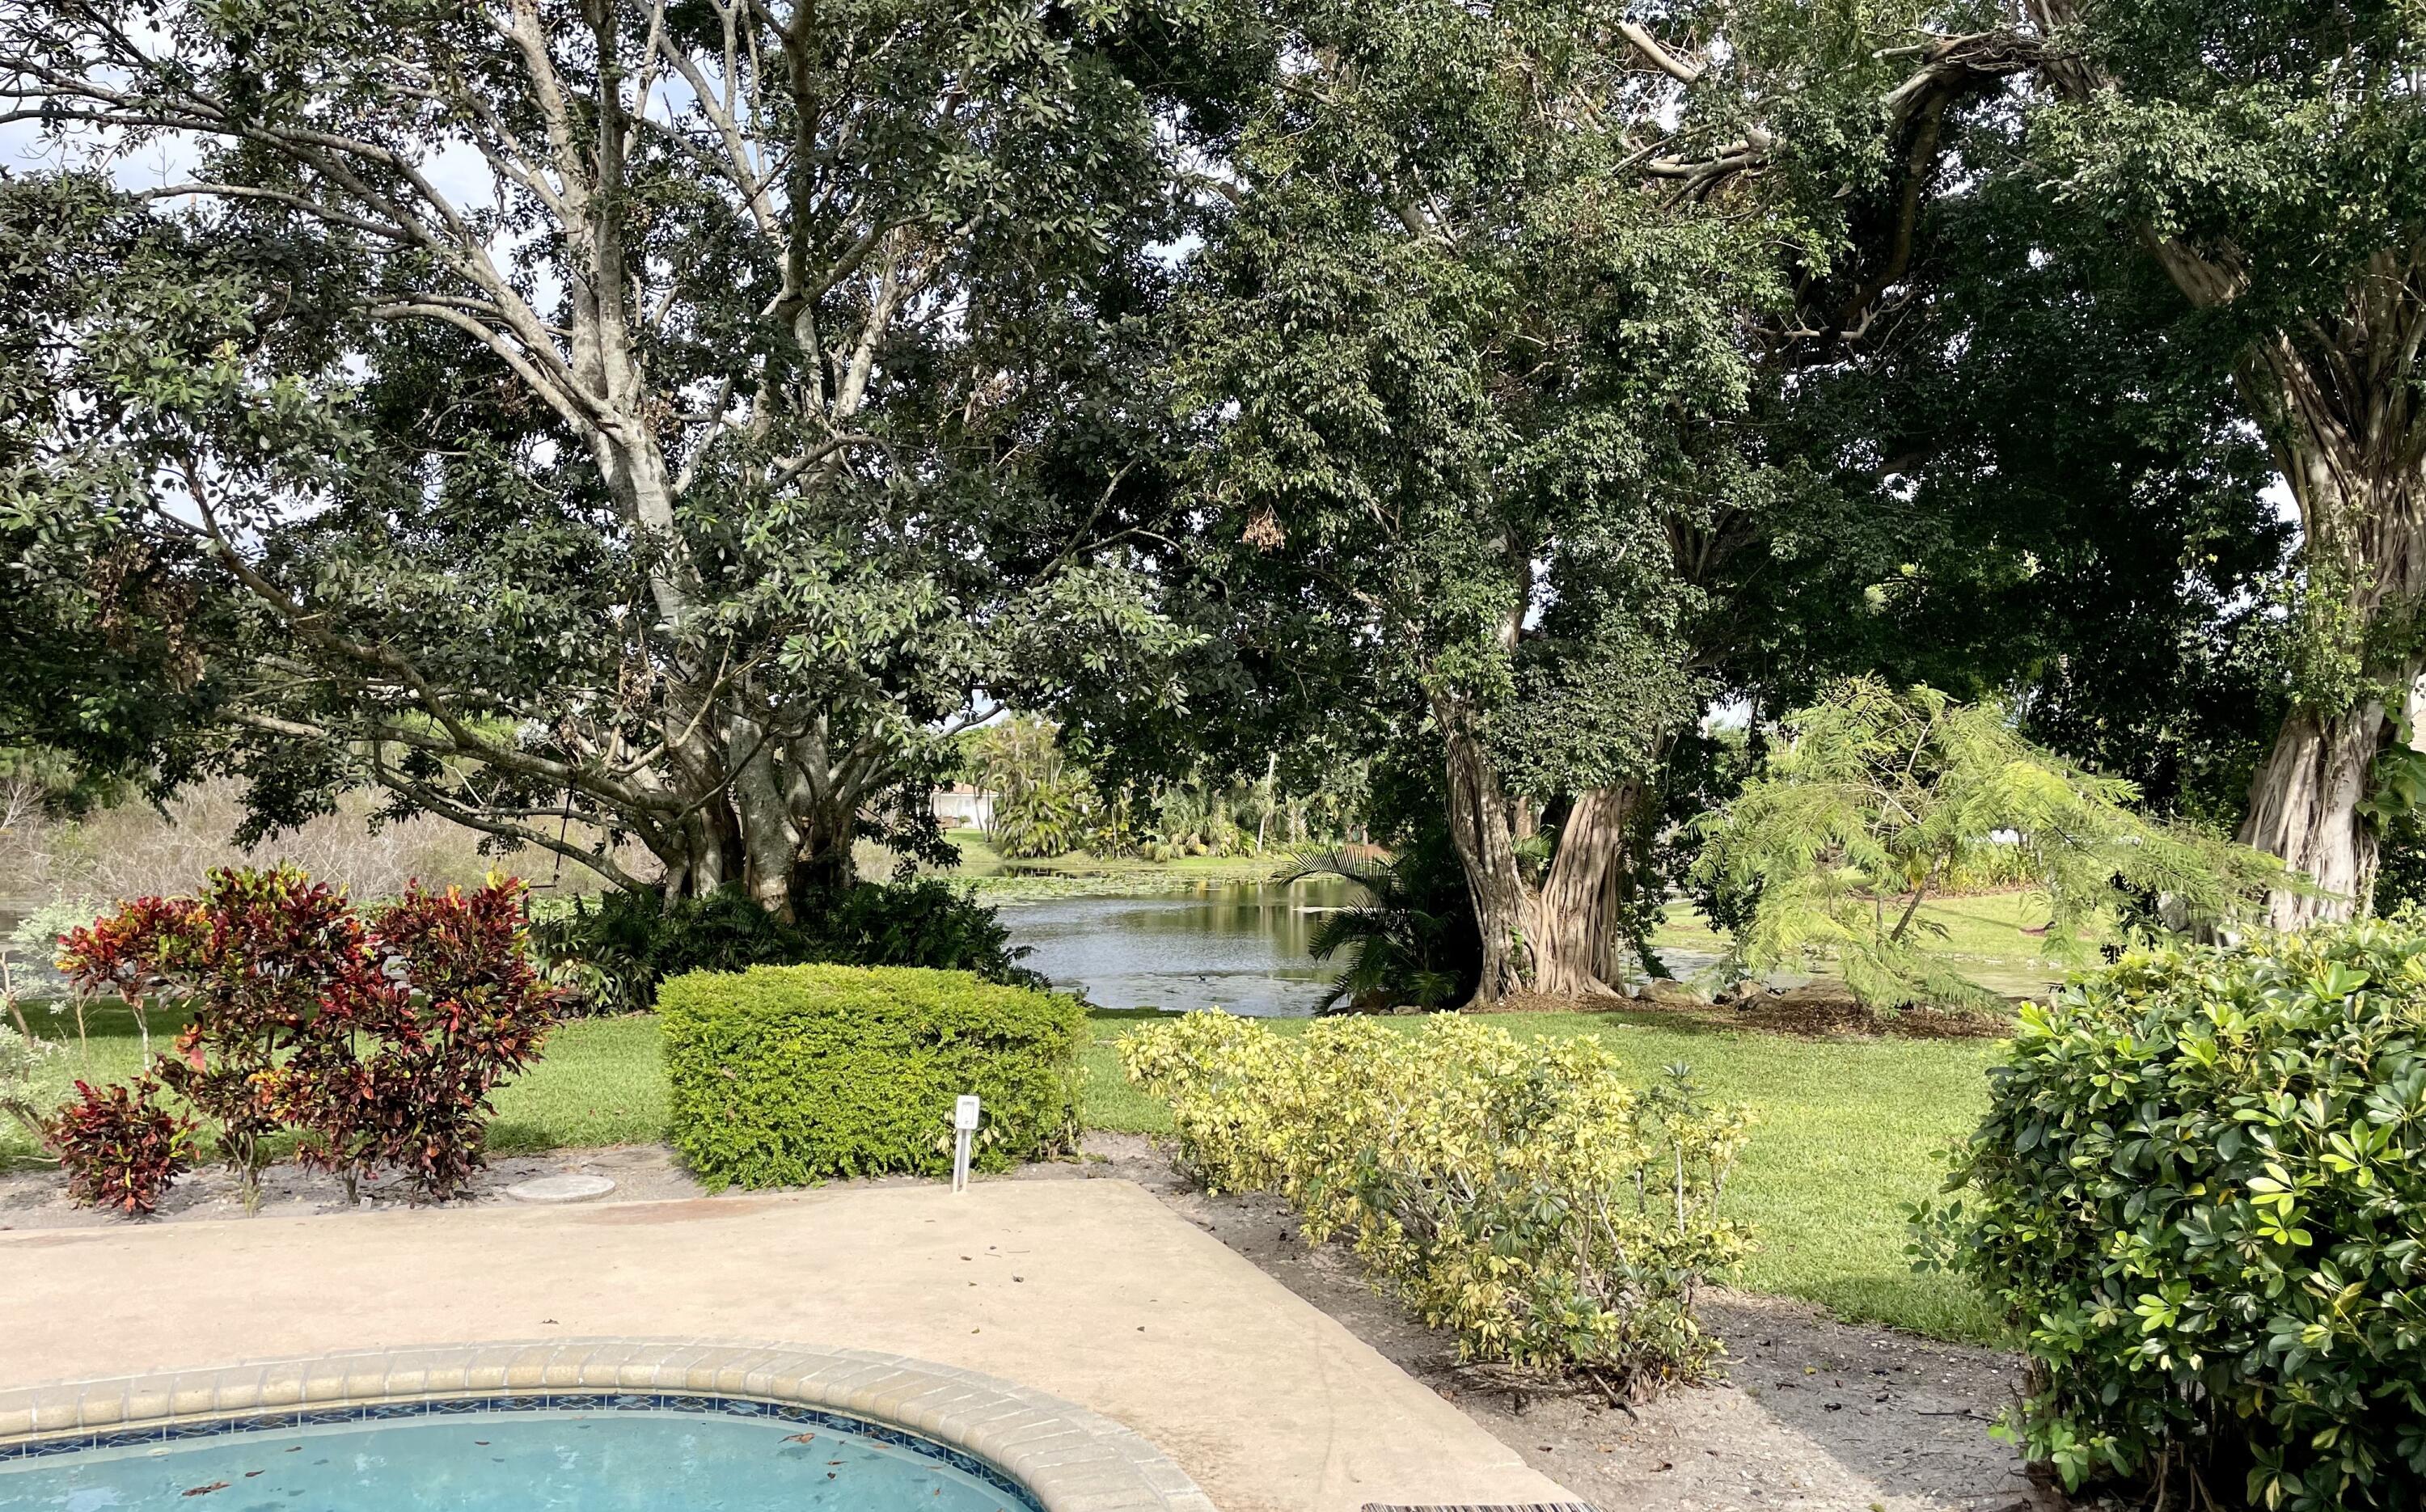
[995,880,1353,1016]
[1,885,1360,1017]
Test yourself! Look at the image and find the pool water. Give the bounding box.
[0,1409,1021,1511]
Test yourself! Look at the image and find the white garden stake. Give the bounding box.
[952,1094,980,1193]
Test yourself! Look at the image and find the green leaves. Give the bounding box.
[1925,920,2426,1506]
[1122,1011,1751,1395]
[1173,0,1794,768]
[660,964,1084,1188]
[1,0,1208,904]
[1693,678,2286,1007]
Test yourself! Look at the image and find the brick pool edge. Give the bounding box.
[0,1338,1215,1512]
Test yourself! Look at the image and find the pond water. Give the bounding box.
[995,881,1352,1016]
[1,885,1358,1017]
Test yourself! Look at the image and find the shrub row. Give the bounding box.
[1122,1012,1750,1396]
[661,964,1083,1189]
[534,879,1042,1014]
[1922,919,2426,1510]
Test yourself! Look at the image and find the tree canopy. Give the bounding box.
[2,0,2399,996]
[2,0,1222,914]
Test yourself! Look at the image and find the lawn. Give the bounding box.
[1650,889,2101,999]
[7,1001,2005,1345]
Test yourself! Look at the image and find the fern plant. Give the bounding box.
[1692,680,2285,1008]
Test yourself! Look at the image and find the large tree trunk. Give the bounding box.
[1442,721,1537,1005]
[2238,699,2392,927]
[1595,830,1649,985]
[1532,785,1640,999]
[729,717,801,920]
[2229,318,2426,924]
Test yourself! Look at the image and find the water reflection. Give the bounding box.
[996,880,1353,1016]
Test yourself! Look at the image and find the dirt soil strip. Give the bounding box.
[1072,1134,2066,1512]
[1,1134,2067,1512]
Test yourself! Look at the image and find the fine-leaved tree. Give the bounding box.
[1694,680,2284,1007]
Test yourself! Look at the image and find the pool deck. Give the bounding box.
[0,1176,1579,1512]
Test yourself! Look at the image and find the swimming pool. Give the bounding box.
[0,1341,1201,1512]
[0,1402,1029,1510]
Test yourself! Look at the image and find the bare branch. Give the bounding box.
[366,743,650,891]
[1617,21,1705,85]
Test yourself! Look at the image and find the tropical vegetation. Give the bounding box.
[1918,919,2426,1510]
[1279,842,1477,1013]
[1695,681,2285,1007]
[51,865,558,1208]
[1124,1011,1751,1397]
[2,0,2424,1497]
[5,0,2412,1002]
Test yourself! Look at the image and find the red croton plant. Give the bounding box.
[47,1075,196,1215]
[56,867,559,1211]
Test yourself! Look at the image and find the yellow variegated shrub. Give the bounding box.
[1122,1013,1751,1396]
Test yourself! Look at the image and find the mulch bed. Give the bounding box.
[1716,990,2015,1041]
[1471,986,2017,1041]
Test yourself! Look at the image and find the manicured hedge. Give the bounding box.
[1922,920,2426,1510]
[660,964,1083,1189]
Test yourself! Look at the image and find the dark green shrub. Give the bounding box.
[531,886,814,1014]
[660,964,1083,1189]
[1279,840,1474,1012]
[535,881,1039,1012]
[815,879,1044,988]
[1917,920,2426,1510]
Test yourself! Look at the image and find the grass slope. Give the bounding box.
[7,1003,2002,1344]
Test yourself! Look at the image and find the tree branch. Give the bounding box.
[1617,21,1705,85]
[366,744,649,891]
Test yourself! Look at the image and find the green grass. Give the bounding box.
[1652,889,2103,999]
[8,1001,2005,1345]
[485,1015,667,1155]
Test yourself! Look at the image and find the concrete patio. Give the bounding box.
[0,1176,1579,1512]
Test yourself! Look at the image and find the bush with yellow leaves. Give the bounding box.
[1122,1012,1752,1396]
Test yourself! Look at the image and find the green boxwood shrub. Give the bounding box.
[1919,921,2426,1510]
[660,965,1083,1189]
